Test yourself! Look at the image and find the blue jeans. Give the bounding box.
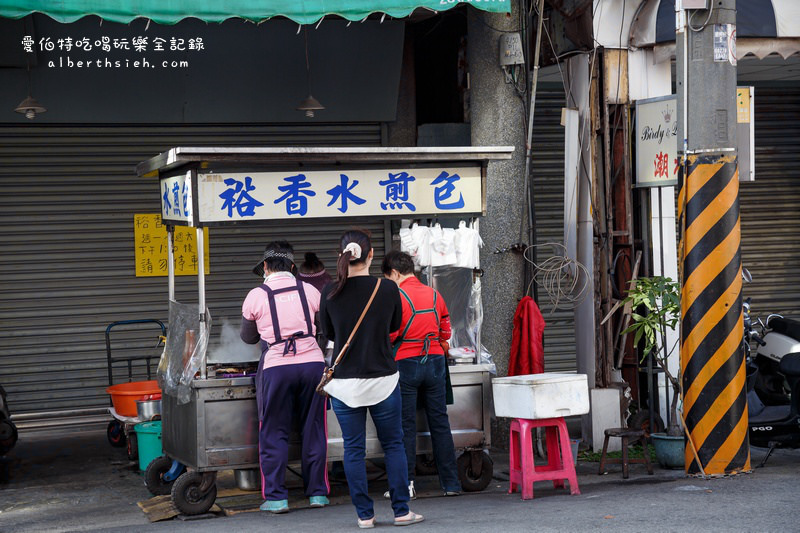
[398,355,462,493]
[331,385,410,520]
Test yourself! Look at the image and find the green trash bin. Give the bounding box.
[134,421,162,472]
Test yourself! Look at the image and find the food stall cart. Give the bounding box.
[136,146,513,515]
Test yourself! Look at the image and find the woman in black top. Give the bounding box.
[320,229,424,528]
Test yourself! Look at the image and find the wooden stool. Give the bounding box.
[598,428,653,479]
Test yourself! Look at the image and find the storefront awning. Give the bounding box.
[631,0,800,48]
[0,0,510,25]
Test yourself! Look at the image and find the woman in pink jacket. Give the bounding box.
[240,241,328,514]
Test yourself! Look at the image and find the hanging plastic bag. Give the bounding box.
[159,300,211,404]
[454,220,483,269]
[469,275,495,373]
[429,224,457,267]
[431,266,495,373]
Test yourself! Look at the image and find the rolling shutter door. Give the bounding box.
[531,90,577,372]
[0,123,384,417]
[739,87,800,318]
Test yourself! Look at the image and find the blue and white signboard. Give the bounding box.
[159,171,194,224]
[192,166,482,223]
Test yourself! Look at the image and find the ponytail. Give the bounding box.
[327,229,372,300]
[328,251,353,299]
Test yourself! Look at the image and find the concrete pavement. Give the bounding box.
[1,425,798,532]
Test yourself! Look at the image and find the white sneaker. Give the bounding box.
[383,481,416,500]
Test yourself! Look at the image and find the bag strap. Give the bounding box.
[329,278,382,372]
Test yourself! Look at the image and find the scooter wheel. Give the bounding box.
[107,420,127,448]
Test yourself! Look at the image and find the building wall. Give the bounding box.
[468,6,527,377]
[0,5,552,419]
[1,15,404,124]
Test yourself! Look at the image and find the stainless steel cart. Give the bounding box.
[137,146,511,515]
[160,362,494,512]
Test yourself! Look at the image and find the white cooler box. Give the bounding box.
[492,373,590,419]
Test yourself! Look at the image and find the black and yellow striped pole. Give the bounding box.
[678,154,749,475]
[676,0,749,475]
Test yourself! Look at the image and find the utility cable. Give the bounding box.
[688,6,715,33]
[522,242,590,311]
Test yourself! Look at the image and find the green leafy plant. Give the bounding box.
[622,276,682,436]
[579,444,656,463]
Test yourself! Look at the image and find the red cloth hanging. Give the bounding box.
[509,296,546,376]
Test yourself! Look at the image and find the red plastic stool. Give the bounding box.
[508,417,580,500]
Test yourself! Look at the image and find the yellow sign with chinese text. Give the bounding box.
[737,87,751,124]
[134,214,210,277]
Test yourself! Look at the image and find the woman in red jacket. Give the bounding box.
[382,250,462,499]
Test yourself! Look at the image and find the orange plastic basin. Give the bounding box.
[106,380,161,417]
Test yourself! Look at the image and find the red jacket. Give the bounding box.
[390,276,451,360]
[509,296,545,375]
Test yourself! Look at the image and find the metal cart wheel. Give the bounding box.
[145,455,177,496]
[457,450,493,492]
[171,471,217,516]
[107,420,127,448]
[415,453,438,476]
[0,417,18,456]
[126,431,138,461]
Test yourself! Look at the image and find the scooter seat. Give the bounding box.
[749,404,791,424]
[779,353,800,378]
[769,317,800,343]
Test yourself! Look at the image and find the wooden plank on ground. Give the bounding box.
[216,492,262,516]
[137,495,178,522]
[138,495,223,522]
[220,504,261,517]
[216,487,259,498]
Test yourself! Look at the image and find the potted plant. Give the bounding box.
[621,276,684,468]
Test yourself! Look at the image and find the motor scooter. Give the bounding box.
[751,315,800,405]
[743,296,800,466]
[746,353,800,466]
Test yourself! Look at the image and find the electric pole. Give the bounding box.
[676,0,749,475]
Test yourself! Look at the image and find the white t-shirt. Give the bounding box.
[323,372,399,408]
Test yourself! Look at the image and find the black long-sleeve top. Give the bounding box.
[319,276,403,379]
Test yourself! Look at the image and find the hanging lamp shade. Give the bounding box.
[15,95,47,120]
[296,95,325,118]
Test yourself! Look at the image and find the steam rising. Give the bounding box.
[208,318,261,364]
